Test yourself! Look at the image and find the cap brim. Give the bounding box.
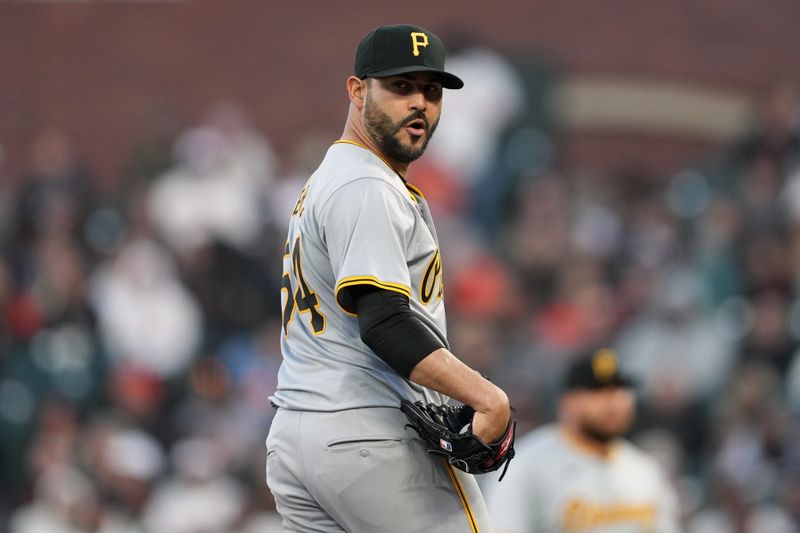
[613,375,636,388]
[601,374,636,389]
[365,65,464,89]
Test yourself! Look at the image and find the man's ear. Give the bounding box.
[346,76,367,110]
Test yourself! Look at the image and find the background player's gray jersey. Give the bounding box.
[270,141,449,411]
[484,425,681,533]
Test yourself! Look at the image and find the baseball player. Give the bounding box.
[484,348,682,533]
[266,24,514,532]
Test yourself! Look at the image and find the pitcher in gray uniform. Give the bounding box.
[266,24,512,532]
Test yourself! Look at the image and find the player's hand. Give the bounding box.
[400,399,517,478]
[471,390,510,444]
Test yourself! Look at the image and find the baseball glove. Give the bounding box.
[400,400,516,480]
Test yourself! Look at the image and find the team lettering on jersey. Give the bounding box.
[292,183,311,217]
[420,249,443,304]
[561,498,656,531]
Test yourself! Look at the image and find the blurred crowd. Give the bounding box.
[2,38,800,532]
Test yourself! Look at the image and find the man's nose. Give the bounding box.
[408,89,427,111]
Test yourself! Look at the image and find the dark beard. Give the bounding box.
[364,96,438,164]
[578,422,620,445]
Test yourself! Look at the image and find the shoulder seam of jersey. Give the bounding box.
[317,175,417,224]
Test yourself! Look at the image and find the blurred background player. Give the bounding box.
[485,347,682,533]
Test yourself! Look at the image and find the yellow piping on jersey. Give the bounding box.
[404,181,427,200]
[335,276,412,315]
[333,140,418,203]
[445,463,480,533]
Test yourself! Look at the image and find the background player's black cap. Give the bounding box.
[354,24,464,90]
[562,347,635,391]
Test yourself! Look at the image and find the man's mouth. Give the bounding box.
[404,118,427,137]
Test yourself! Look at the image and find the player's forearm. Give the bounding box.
[352,287,511,440]
[409,347,510,442]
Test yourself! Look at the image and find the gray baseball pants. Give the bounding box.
[266,406,492,532]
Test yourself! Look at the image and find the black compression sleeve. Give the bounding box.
[351,286,446,378]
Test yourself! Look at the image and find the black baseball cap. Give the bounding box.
[562,348,635,391]
[354,24,464,90]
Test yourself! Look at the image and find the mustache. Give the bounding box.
[398,112,429,131]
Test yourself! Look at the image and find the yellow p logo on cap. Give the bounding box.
[410,32,429,56]
[592,348,617,382]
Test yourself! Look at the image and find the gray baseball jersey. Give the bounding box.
[266,140,490,532]
[484,425,681,533]
[269,140,449,411]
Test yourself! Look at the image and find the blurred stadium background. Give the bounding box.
[2,1,800,531]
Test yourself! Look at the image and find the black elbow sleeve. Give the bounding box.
[351,287,445,378]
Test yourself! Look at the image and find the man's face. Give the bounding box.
[362,73,443,164]
[563,387,636,444]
